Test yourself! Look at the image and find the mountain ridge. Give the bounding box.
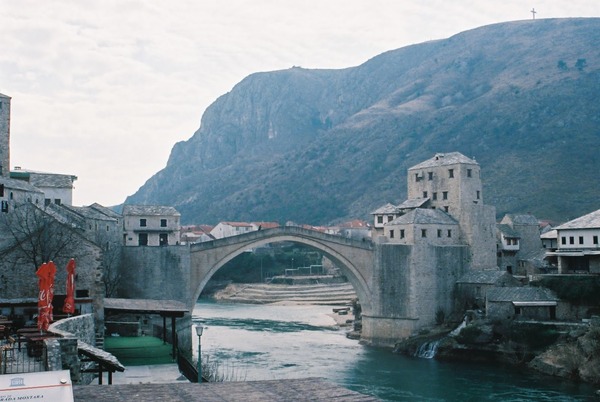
[126,18,600,225]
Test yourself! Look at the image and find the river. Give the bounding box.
[192,300,597,401]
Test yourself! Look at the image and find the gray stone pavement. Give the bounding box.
[95,363,189,385]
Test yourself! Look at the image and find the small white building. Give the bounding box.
[123,205,181,246]
[545,208,600,273]
[210,222,254,239]
[10,168,77,206]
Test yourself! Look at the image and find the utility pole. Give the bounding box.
[531,8,537,20]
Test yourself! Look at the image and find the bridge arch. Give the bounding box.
[188,227,374,314]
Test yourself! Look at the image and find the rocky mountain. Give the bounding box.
[125,18,600,225]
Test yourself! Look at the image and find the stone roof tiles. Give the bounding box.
[408,152,477,170]
[0,176,44,193]
[486,286,558,302]
[497,224,521,238]
[555,208,600,230]
[371,203,398,215]
[123,205,180,216]
[388,208,457,225]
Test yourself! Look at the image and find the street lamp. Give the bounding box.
[195,325,204,383]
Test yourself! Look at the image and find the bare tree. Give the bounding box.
[0,202,86,270]
[93,229,123,297]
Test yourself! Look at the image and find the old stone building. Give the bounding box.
[0,93,10,178]
[372,152,497,270]
[123,205,181,246]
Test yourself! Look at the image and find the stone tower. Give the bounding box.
[0,93,10,177]
[407,152,497,269]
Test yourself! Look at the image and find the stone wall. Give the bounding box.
[119,245,191,302]
[48,314,97,384]
[0,94,10,177]
[50,313,96,345]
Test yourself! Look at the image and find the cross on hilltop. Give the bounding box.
[531,8,537,19]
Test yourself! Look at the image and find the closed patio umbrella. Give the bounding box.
[62,259,76,315]
[36,261,56,331]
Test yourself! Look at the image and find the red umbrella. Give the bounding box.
[36,261,56,331]
[62,259,76,315]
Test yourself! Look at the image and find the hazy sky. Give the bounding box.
[1,1,598,207]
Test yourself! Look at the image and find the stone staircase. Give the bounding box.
[214,282,357,305]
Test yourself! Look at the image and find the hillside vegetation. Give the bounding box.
[126,18,600,225]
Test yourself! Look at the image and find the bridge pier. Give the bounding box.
[361,315,419,347]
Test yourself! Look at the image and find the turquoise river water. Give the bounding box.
[192,300,598,401]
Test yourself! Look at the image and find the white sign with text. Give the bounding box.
[0,370,73,402]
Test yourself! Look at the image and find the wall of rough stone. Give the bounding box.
[119,245,191,303]
[0,94,10,177]
[50,313,96,345]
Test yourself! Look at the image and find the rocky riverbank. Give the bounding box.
[393,316,600,388]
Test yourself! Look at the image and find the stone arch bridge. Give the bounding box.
[121,226,466,347]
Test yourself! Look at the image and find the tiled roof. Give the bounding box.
[501,214,539,226]
[104,298,188,315]
[555,209,600,230]
[11,170,77,188]
[497,224,521,238]
[123,205,180,216]
[371,203,398,215]
[89,203,122,219]
[0,176,44,193]
[541,229,557,240]
[398,198,429,210]
[61,205,118,222]
[486,286,558,302]
[388,208,457,225]
[408,152,477,170]
[457,270,508,284]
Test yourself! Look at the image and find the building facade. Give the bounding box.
[123,205,181,246]
[546,208,600,273]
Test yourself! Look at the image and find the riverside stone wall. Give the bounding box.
[119,245,191,303]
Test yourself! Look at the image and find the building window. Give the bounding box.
[593,236,598,245]
[579,236,584,245]
[45,198,51,206]
[421,229,427,238]
[467,169,472,177]
[400,229,405,239]
[569,236,574,245]
[432,192,437,200]
[140,218,147,227]
[423,191,428,198]
[387,215,394,222]
[54,199,61,205]
[444,206,449,212]
[377,216,383,224]
[159,233,168,246]
[0,184,3,197]
[437,229,442,238]
[561,237,566,245]
[442,191,448,200]
[415,173,421,182]
[389,230,394,239]
[160,219,167,227]
[448,169,454,178]
[428,172,433,180]
[447,230,452,237]
[476,190,480,200]
[138,233,148,246]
